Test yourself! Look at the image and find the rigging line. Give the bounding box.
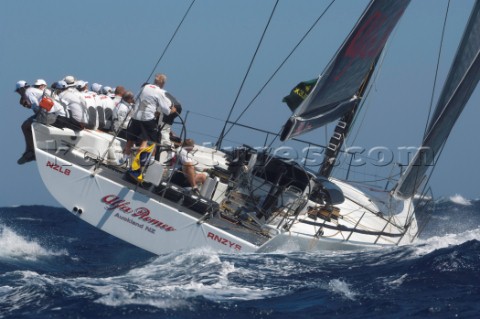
[221,0,336,141]
[252,126,287,176]
[216,0,280,149]
[94,0,195,172]
[423,0,451,137]
[326,57,378,177]
[418,135,447,200]
[347,13,401,149]
[187,110,226,122]
[421,54,480,192]
[348,42,391,147]
[324,124,328,148]
[266,127,281,149]
[334,22,400,179]
[145,0,196,84]
[400,0,450,193]
[94,1,195,171]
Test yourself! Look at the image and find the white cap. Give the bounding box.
[91,83,102,93]
[63,75,76,86]
[34,79,47,86]
[76,80,88,89]
[15,80,27,91]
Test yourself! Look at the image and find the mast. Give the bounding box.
[393,1,480,199]
[319,60,377,178]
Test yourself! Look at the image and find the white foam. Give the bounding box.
[388,274,408,287]
[413,227,480,256]
[0,285,14,294]
[0,252,287,313]
[14,217,42,222]
[0,225,68,260]
[328,279,357,300]
[95,292,190,309]
[83,250,283,308]
[449,194,472,206]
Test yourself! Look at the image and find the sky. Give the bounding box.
[1,0,479,207]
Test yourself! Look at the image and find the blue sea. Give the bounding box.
[1,196,479,319]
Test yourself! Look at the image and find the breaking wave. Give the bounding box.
[0,198,479,318]
[449,194,472,206]
[0,225,67,261]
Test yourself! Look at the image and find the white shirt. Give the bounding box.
[33,90,67,117]
[97,94,115,110]
[82,91,98,108]
[59,88,88,124]
[97,94,115,130]
[132,84,172,121]
[82,91,99,129]
[179,148,194,166]
[48,91,67,117]
[113,99,132,131]
[113,95,122,107]
[25,87,44,113]
[49,99,67,117]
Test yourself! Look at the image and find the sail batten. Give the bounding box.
[280,0,410,141]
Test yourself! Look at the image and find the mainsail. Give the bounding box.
[280,0,410,141]
[394,1,480,199]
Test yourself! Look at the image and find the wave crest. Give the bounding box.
[0,225,67,260]
[449,194,472,206]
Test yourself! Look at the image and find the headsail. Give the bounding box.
[394,1,480,199]
[280,0,410,141]
[427,1,480,133]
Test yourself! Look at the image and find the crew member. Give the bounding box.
[178,139,206,191]
[17,79,48,164]
[112,91,134,139]
[122,73,176,163]
[59,75,89,130]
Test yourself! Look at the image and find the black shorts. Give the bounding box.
[126,119,158,142]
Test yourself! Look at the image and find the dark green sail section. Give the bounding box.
[280,0,410,141]
[394,0,480,198]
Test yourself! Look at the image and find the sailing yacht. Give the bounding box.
[30,0,480,255]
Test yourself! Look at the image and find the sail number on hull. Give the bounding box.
[46,160,71,176]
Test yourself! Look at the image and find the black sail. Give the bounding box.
[394,1,480,198]
[280,0,410,141]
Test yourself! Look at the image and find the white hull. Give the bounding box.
[33,123,419,254]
